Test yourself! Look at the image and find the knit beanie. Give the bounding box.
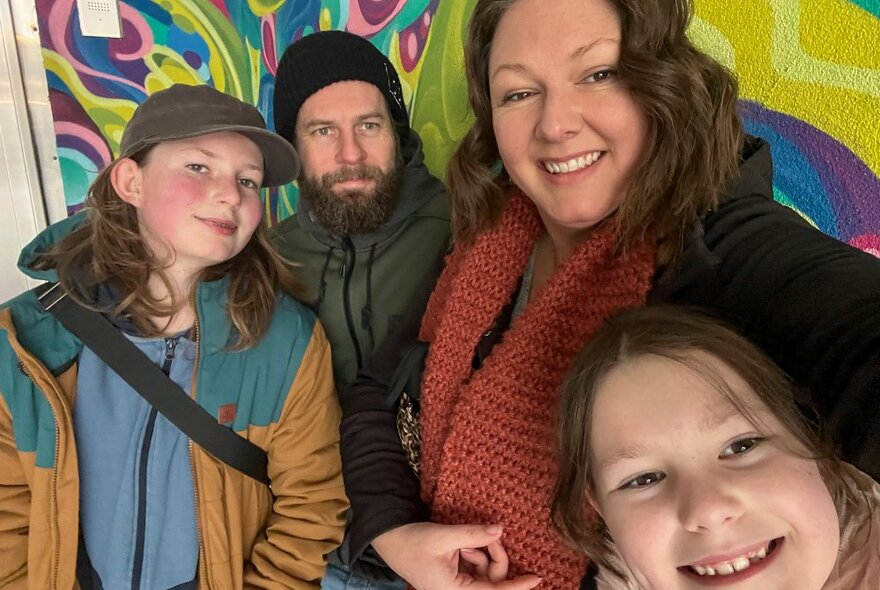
[273,30,410,144]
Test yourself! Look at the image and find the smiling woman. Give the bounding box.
[487,3,648,249]
[338,0,880,588]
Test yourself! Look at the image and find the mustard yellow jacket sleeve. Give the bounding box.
[0,394,29,590]
[244,321,348,589]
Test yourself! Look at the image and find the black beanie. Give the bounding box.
[273,30,410,145]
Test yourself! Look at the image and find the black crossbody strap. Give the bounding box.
[37,283,269,485]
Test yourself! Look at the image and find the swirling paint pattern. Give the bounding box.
[36,0,877,253]
[690,0,879,250]
[740,100,880,243]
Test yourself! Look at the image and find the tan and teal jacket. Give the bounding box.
[0,216,348,589]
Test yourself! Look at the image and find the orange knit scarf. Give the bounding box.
[418,192,657,589]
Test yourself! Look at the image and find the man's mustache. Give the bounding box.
[322,165,384,185]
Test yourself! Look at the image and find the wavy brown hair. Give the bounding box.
[448,0,744,263]
[550,305,870,580]
[35,147,303,350]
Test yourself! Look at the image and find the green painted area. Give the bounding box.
[59,153,98,209]
[410,0,477,179]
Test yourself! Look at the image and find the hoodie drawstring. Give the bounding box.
[361,243,377,353]
[316,247,333,314]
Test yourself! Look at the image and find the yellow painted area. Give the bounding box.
[319,8,333,31]
[769,0,879,96]
[688,16,736,71]
[247,0,285,18]
[143,46,203,91]
[800,0,880,69]
[693,0,880,177]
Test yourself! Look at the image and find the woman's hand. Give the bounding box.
[460,539,511,582]
[372,522,542,590]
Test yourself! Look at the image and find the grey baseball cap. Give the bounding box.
[120,84,299,187]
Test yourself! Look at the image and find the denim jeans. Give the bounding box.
[321,561,406,590]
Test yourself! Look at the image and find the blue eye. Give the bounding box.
[620,471,665,490]
[238,178,259,190]
[720,437,763,458]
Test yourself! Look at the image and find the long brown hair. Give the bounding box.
[448,0,744,262]
[35,146,303,350]
[551,305,868,579]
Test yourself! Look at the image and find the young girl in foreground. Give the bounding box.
[552,306,879,590]
[0,84,346,589]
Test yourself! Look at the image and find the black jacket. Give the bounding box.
[339,137,880,570]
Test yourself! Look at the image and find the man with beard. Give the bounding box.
[270,31,449,590]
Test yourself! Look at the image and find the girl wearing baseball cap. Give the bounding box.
[0,84,346,589]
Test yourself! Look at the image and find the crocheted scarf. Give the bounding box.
[418,192,657,589]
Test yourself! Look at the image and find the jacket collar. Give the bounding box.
[18,210,89,283]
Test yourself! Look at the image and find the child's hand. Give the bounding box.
[459,539,511,582]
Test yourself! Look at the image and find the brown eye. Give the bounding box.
[720,437,763,458]
[621,471,665,490]
[502,91,534,104]
[583,69,617,84]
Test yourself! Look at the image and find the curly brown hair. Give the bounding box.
[447,0,744,262]
[551,305,870,580]
[35,147,303,350]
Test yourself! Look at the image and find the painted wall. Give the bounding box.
[36,0,879,253]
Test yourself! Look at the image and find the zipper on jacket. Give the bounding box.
[341,237,364,370]
[188,310,208,586]
[131,336,179,590]
[18,358,64,589]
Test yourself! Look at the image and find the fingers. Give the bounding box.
[372,522,538,590]
[485,540,510,583]
[460,548,490,578]
[432,523,504,554]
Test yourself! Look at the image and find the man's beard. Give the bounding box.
[298,152,404,237]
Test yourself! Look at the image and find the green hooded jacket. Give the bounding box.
[271,131,451,391]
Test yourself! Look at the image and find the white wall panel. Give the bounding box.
[0,0,63,301]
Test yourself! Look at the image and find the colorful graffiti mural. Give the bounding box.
[36,0,879,252]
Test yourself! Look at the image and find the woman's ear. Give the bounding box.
[111,158,143,206]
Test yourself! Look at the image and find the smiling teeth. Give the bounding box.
[543,151,602,174]
[690,543,770,577]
